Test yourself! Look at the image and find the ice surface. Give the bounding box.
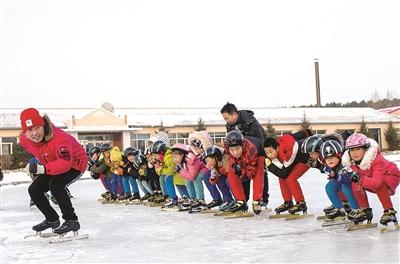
[1,156,399,263]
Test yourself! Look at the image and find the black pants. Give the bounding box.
[28,169,81,221]
[263,170,270,204]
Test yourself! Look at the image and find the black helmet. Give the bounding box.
[132,154,146,169]
[89,146,101,156]
[201,146,223,162]
[320,140,343,159]
[300,135,323,153]
[150,140,167,154]
[225,130,244,147]
[100,143,112,152]
[124,147,138,157]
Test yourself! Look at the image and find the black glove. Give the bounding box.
[351,172,360,183]
[306,157,317,167]
[90,172,100,180]
[175,164,185,173]
[29,162,46,175]
[232,163,242,176]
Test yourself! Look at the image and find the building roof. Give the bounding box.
[378,106,400,115]
[1,107,398,130]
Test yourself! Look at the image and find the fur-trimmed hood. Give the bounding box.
[188,131,213,155]
[342,138,379,170]
[42,114,55,142]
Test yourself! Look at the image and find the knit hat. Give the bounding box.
[20,108,44,132]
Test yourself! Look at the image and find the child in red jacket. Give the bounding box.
[342,133,400,226]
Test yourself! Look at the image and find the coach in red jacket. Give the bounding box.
[20,108,88,234]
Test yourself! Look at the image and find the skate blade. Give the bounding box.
[380,224,400,233]
[322,220,351,227]
[316,215,328,221]
[49,233,89,244]
[224,211,254,219]
[323,216,347,223]
[347,223,378,231]
[214,211,234,217]
[24,232,58,239]
[269,213,293,219]
[285,214,314,221]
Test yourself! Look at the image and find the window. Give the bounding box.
[209,132,226,146]
[274,130,292,137]
[130,134,150,152]
[77,134,113,153]
[0,137,16,155]
[168,133,189,145]
[368,128,381,148]
[312,130,326,135]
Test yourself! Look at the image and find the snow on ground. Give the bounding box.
[1,155,400,264]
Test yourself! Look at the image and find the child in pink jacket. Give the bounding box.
[342,133,400,226]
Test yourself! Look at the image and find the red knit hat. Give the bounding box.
[20,108,44,132]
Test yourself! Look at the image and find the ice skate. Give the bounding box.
[54,220,80,234]
[269,201,294,219]
[252,200,262,215]
[219,200,235,212]
[347,208,377,231]
[32,219,60,232]
[206,199,222,209]
[285,202,313,220]
[380,209,400,233]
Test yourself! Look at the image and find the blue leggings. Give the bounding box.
[185,181,197,199]
[325,180,359,209]
[104,176,112,192]
[164,175,189,199]
[203,170,233,202]
[159,175,166,195]
[122,176,139,194]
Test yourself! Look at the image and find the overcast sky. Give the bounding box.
[0,0,398,109]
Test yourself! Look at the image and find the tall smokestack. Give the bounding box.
[314,58,321,107]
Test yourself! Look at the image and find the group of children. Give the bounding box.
[88,128,399,228]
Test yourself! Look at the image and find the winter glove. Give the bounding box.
[351,172,360,183]
[306,157,317,168]
[327,171,336,180]
[174,163,186,173]
[29,162,46,175]
[232,163,242,177]
[210,169,220,180]
[138,168,145,176]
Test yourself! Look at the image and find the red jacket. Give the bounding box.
[342,139,400,195]
[21,118,88,176]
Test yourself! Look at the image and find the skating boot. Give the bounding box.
[348,208,373,224]
[32,219,60,232]
[190,199,206,209]
[274,201,294,214]
[228,200,248,213]
[140,193,151,201]
[323,205,335,215]
[252,200,262,215]
[206,199,222,209]
[54,220,80,234]
[326,208,346,220]
[180,196,192,208]
[343,202,352,214]
[219,200,235,212]
[101,191,110,198]
[380,209,398,226]
[164,198,179,211]
[288,201,307,214]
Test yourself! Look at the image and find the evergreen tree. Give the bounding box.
[11,143,31,169]
[194,118,207,131]
[156,121,169,133]
[384,121,400,151]
[265,121,276,138]
[358,117,372,137]
[300,113,312,131]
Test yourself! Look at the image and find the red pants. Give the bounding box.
[352,183,393,209]
[279,163,309,202]
[228,157,265,201]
